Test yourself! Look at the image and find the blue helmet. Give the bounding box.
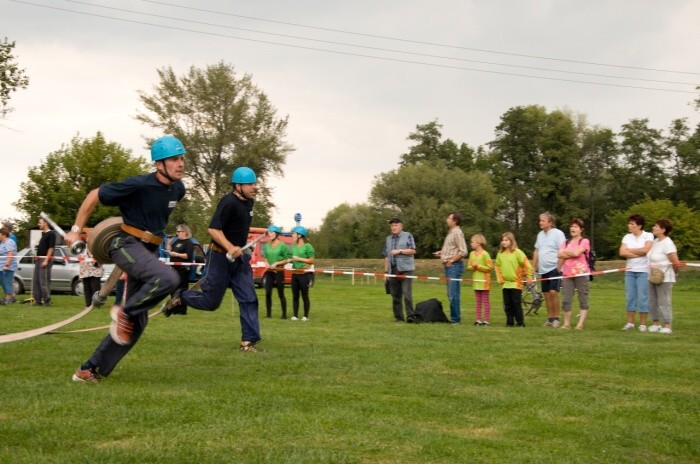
[267,225,282,234]
[231,167,257,184]
[292,226,307,237]
[151,136,186,161]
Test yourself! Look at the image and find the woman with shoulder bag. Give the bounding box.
[646,219,681,334]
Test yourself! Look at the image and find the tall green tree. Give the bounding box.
[14,132,150,227]
[0,37,29,119]
[609,118,669,207]
[400,120,475,171]
[665,118,700,207]
[136,62,294,229]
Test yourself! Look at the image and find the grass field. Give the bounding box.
[1,262,698,463]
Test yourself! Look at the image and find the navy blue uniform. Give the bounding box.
[82,173,185,377]
[180,192,261,344]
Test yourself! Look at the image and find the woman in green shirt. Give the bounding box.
[289,226,315,321]
[262,225,291,319]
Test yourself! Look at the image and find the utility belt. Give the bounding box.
[210,241,252,256]
[210,241,227,254]
[120,224,164,246]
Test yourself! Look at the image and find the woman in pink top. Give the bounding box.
[557,218,591,330]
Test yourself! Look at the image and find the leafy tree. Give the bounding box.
[313,203,389,259]
[609,118,669,207]
[0,37,29,119]
[136,62,293,230]
[665,118,700,207]
[14,132,150,229]
[400,120,475,171]
[370,161,498,257]
[605,199,700,260]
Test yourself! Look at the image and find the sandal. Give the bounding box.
[240,342,259,352]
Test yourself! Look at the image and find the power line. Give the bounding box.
[9,0,699,94]
[137,0,700,77]
[59,0,699,87]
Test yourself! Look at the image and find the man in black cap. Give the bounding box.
[382,217,417,322]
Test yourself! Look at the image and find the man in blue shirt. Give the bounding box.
[382,217,417,322]
[533,212,566,328]
[66,135,186,382]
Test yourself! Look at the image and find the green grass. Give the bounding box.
[1,264,698,463]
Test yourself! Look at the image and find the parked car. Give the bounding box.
[13,246,115,296]
[248,227,314,289]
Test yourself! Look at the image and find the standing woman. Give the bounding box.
[619,214,654,331]
[0,227,18,304]
[288,226,315,321]
[262,225,291,319]
[78,237,103,308]
[647,219,681,334]
[168,224,195,293]
[557,218,591,330]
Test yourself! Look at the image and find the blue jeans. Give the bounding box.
[182,251,260,343]
[1,270,14,295]
[625,271,649,313]
[445,261,464,323]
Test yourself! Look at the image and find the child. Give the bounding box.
[468,234,493,326]
[495,232,533,327]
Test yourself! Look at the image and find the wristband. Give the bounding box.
[71,225,82,233]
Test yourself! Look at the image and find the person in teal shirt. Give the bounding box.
[289,226,315,321]
[262,225,291,319]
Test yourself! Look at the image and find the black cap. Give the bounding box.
[388,217,402,224]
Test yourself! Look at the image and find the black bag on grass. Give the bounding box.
[414,298,449,323]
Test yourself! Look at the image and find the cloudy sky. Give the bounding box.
[1,0,698,230]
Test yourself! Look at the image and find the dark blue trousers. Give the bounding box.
[83,235,180,376]
[181,251,260,344]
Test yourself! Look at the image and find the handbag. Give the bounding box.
[648,267,665,285]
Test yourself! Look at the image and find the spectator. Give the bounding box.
[468,234,493,326]
[78,238,103,308]
[495,232,533,327]
[533,212,566,328]
[168,224,195,294]
[647,219,681,334]
[557,218,591,330]
[382,217,417,323]
[619,214,653,332]
[434,212,467,324]
[0,227,18,304]
[2,221,17,244]
[32,217,56,306]
[262,225,291,319]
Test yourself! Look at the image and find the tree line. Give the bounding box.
[6,57,699,260]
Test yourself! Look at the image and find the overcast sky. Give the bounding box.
[1,0,698,230]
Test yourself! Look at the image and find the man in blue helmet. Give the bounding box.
[65,135,186,382]
[163,166,262,352]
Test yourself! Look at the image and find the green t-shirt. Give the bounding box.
[262,241,291,268]
[291,242,315,270]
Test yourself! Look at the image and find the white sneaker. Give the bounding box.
[638,325,647,332]
[621,323,635,331]
[648,325,662,333]
[551,319,561,328]
[301,317,308,322]
[290,316,299,321]
[659,327,673,334]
